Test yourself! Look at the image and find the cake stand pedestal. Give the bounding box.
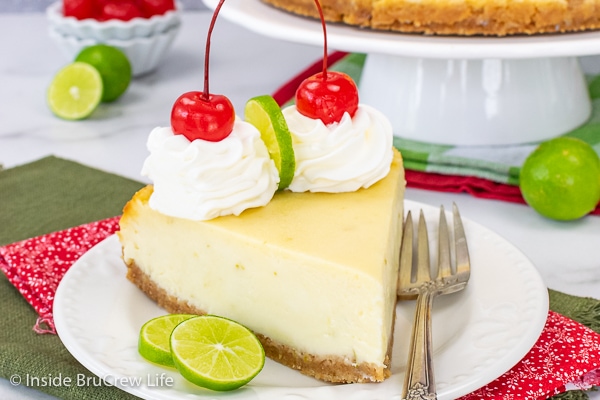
[203,0,600,146]
[359,55,590,146]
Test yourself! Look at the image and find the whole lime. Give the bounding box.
[75,44,132,102]
[519,137,600,220]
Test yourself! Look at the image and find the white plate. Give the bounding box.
[54,200,549,399]
[203,0,600,59]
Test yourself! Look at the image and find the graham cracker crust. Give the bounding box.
[125,260,394,383]
[261,0,600,36]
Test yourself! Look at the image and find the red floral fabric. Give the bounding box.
[459,311,600,399]
[0,216,120,333]
[1,218,599,398]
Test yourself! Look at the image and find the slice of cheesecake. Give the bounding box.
[118,149,405,383]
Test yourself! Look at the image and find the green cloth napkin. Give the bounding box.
[0,157,144,247]
[330,53,600,185]
[0,156,598,399]
[0,156,144,400]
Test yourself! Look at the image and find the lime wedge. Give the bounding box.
[170,315,265,391]
[47,62,103,120]
[138,314,195,367]
[245,95,295,190]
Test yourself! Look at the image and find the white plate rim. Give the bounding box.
[202,0,600,59]
[54,199,549,399]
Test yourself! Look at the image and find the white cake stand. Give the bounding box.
[203,0,600,146]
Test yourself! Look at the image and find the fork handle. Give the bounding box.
[402,290,437,400]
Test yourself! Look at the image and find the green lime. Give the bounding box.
[519,136,600,220]
[245,95,295,190]
[47,62,103,120]
[138,314,196,367]
[75,44,132,102]
[170,315,265,391]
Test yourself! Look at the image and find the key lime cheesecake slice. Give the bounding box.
[118,95,404,383]
[119,147,404,383]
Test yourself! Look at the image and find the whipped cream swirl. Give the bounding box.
[142,120,279,221]
[283,104,393,193]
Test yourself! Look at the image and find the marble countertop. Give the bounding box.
[0,9,599,400]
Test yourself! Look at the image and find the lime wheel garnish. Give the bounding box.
[170,315,265,391]
[245,95,296,190]
[138,314,195,367]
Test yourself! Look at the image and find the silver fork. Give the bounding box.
[398,203,471,400]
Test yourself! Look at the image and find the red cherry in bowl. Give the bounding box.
[100,0,143,21]
[296,71,359,125]
[140,0,175,17]
[63,0,95,19]
[171,91,235,142]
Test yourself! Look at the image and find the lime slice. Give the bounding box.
[75,44,132,103]
[170,315,265,391]
[245,95,295,190]
[138,314,195,367]
[47,62,103,120]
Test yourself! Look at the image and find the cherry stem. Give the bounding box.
[313,0,328,82]
[203,0,227,101]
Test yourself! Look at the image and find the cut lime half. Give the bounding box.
[47,62,103,120]
[170,315,265,391]
[138,314,196,367]
[245,95,295,190]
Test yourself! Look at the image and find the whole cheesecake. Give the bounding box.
[118,149,405,383]
[260,0,600,36]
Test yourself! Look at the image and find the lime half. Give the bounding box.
[245,95,295,190]
[47,62,103,120]
[170,315,265,391]
[138,314,196,367]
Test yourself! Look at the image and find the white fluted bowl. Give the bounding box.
[49,23,181,76]
[46,1,181,41]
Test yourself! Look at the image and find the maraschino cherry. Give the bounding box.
[100,0,143,21]
[170,0,235,142]
[295,0,359,126]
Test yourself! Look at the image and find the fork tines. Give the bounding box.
[398,202,471,298]
[451,203,471,282]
